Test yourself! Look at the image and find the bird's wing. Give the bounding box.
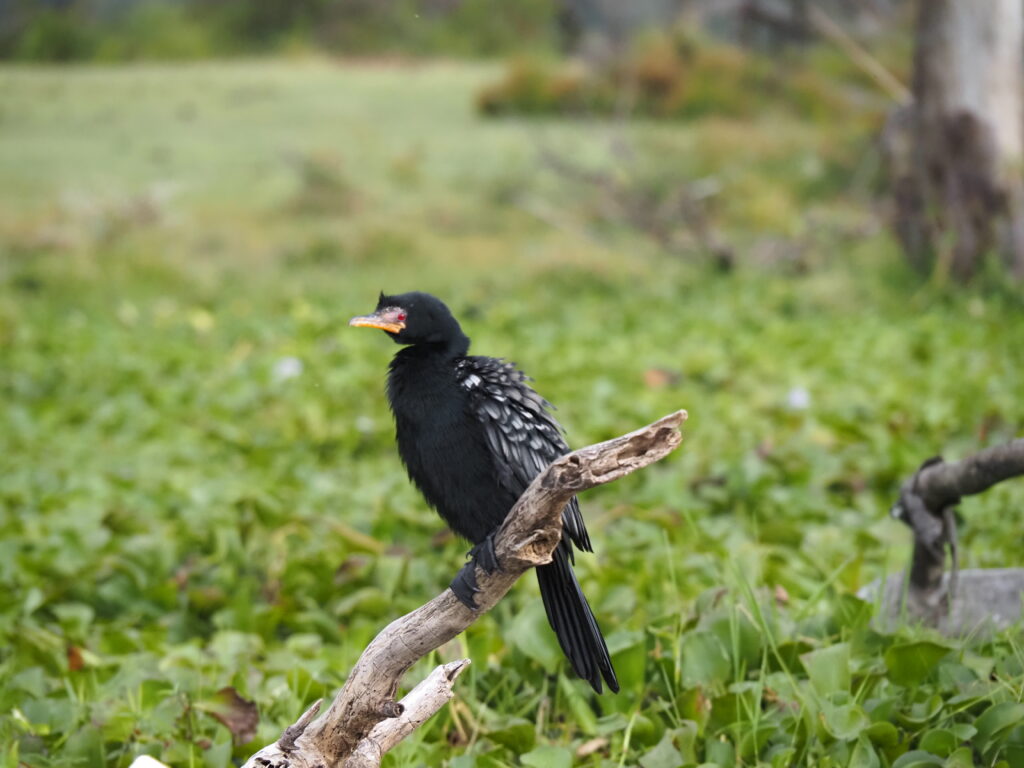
[456,356,593,553]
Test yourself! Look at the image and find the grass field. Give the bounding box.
[2,60,1024,767]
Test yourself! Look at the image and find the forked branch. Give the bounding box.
[241,410,687,768]
[887,438,1024,625]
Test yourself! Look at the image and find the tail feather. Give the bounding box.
[536,542,619,694]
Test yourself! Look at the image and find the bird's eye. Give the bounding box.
[397,311,407,323]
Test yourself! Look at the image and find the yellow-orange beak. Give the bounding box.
[349,310,406,334]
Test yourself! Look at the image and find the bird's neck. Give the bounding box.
[387,337,469,409]
[399,331,470,360]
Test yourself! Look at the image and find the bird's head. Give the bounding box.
[349,291,469,352]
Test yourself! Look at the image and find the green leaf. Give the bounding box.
[973,702,1024,753]
[507,600,562,672]
[883,641,952,687]
[849,736,880,768]
[943,746,974,768]
[863,721,900,747]
[610,629,649,692]
[202,738,232,768]
[833,594,873,631]
[949,723,976,742]
[770,747,797,768]
[735,722,777,759]
[821,701,869,740]
[673,721,699,763]
[520,745,572,768]
[891,751,944,768]
[487,717,535,753]
[704,736,736,767]
[894,695,944,727]
[918,729,957,757]
[709,608,763,670]
[680,631,731,689]
[802,643,851,696]
[557,674,598,737]
[639,731,684,768]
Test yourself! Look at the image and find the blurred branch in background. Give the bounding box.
[866,439,1024,635]
[530,144,734,270]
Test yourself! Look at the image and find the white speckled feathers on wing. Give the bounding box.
[456,356,593,553]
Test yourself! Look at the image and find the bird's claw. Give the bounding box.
[468,533,500,575]
[450,561,482,609]
[451,534,501,609]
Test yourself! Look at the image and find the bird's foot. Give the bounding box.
[468,533,500,575]
[450,534,501,610]
[450,561,482,609]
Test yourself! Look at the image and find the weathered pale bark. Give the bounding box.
[887,0,1024,280]
[241,410,687,768]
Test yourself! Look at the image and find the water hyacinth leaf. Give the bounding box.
[557,674,598,736]
[735,722,777,759]
[486,717,535,753]
[772,640,814,672]
[894,695,944,728]
[890,750,945,768]
[820,700,869,741]
[708,609,763,670]
[520,745,572,768]
[833,594,872,631]
[202,738,233,768]
[674,721,699,763]
[638,731,684,768]
[801,643,851,696]
[670,688,709,733]
[883,641,952,687]
[849,736,881,768]
[769,746,797,768]
[973,702,1024,753]
[918,729,957,757]
[610,630,650,692]
[949,724,976,742]
[707,686,759,735]
[943,746,974,768]
[704,735,736,767]
[680,631,731,689]
[507,600,561,672]
[864,721,900,747]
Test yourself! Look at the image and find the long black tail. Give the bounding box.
[535,542,619,693]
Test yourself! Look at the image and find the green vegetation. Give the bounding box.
[477,31,894,130]
[1,60,1023,767]
[2,0,559,62]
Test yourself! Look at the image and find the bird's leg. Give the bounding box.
[449,561,481,609]
[450,533,501,610]
[469,532,500,575]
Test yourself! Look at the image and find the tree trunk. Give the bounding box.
[888,0,1024,280]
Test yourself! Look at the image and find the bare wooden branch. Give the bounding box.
[345,660,471,768]
[806,5,911,103]
[913,439,1024,511]
[241,410,687,768]
[878,438,1024,630]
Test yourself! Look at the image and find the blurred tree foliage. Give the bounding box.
[0,0,561,61]
[477,29,891,128]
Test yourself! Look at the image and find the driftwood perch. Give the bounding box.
[242,410,687,768]
[866,438,1024,633]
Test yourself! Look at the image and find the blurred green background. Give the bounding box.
[2,2,1023,767]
